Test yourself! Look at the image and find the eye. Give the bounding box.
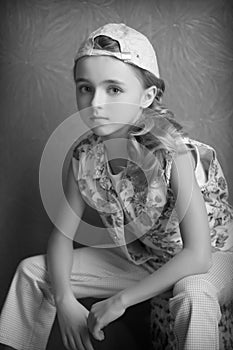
[107,86,123,95]
[77,85,92,94]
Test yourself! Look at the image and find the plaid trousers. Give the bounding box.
[0,246,232,350]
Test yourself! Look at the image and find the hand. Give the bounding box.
[56,293,94,350]
[87,295,126,341]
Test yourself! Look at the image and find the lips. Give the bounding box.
[90,116,109,120]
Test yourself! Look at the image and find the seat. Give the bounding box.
[150,291,233,350]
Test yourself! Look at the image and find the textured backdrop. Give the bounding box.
[0,0,233,343]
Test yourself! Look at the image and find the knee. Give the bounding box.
[172,275,218,301]
[170,276,221,323]
[17,255,46,277]
[17,256,36,273]
[170,276,220,316]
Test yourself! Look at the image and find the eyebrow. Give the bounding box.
[75,78,127,86]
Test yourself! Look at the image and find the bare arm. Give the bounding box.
[87,146,213,340]
[46,160,95,350]
[47,159,86,304]
[116,146,212,308]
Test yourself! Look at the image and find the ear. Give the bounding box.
[140,86,157,108]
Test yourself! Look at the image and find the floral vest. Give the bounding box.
[72,132,233,266]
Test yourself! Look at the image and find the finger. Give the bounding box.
[72,331,86,350]
[98,329,105,341]
[87,311,95,330]
[61,334,70,350]
[67,334,81,350]
[92,323,105,341]
[81,329,96,350]
[87,313,104,340]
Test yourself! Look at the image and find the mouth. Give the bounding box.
[90,116,109,120]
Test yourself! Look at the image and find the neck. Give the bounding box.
[103,138,129,173]
[104,138,128,158]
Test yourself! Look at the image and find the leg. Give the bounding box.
[169,251,233,350]
[0,255,56,350]
[0,246,152,350]
[69,246,153,299]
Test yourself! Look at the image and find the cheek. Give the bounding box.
[75,92,82,107]
[116,105,141,126]
[79,108,91,122]
[75,92,91,109]
[105,102,141,120]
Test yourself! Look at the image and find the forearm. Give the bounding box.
[47,228,74,304]
[117,248,212,309]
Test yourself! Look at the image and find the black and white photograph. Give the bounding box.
[0,1,233,349]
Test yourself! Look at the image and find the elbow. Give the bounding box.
[205,254,213,272]
[47,228,72,254]
[199,261,212,274]
[184,248,213,274]
[196,253,213,274]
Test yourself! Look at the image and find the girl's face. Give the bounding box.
[74,56,149,139]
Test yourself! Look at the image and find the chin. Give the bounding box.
[91,126,126,139]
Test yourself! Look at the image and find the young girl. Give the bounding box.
[0,23,233,350]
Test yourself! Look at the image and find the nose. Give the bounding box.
[91,88,105,108]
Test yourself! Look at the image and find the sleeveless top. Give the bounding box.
[72,131,233,266]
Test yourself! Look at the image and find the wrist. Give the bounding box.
[54,289,75,307]
[114,290,130,310]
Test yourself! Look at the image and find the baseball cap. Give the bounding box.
[74,23,160,79]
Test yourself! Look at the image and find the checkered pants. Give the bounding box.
[169,250,233,349]
[0,247,232,350]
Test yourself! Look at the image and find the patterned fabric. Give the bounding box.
[151,291,177,350]
[72,131,233,266]
[218,301,233,350]
[150,292,233,350]
[149,249,233,349]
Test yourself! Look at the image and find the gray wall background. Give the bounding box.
[0,0,233,347]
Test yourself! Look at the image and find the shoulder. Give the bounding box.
[156,136,195,186]
[170,143,196,197]
[163,136,216,183]
[181,137,217,164]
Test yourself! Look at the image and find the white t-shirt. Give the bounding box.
[106,160,123,192]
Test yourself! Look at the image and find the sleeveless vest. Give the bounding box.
[72,132,233,266]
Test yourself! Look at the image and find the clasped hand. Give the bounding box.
[87,295,126,341]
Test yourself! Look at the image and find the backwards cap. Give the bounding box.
[74,23,160,79]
